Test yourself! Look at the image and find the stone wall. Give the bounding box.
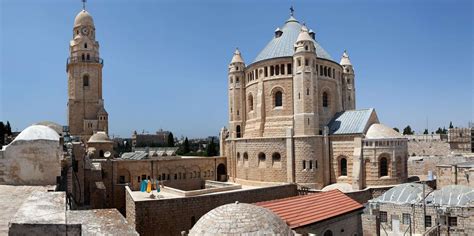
[437,164,474,188]
[0,139,62,185]
[407,139,450,157]
[125,184,298,236]
[408,155,471,180]
[295,210,363,236]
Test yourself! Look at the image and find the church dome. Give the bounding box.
[253,15,333,64]
[189,202,293,236]
[88,132,112,143]
[74,10,94,27]
[365,123,402,139]
[13,125,60,143]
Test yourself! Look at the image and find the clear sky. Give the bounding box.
[1,0,473,138]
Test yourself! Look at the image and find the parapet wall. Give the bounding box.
[126,184,298,236]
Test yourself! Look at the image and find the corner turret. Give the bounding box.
[340,50,356,110]
[228,49,246,138]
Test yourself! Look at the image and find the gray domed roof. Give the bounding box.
[253,16,333,64]
[189,202,293,236]
[88,132,112,143]
[425,185,474,207]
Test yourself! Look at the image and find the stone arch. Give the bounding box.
[258,152,266,168]
[217,163,226,181]
[117,168,131,185]
[378,153,391,177]
[247,93,254,111]
[270,86,284,108]
[243,152,249,167]
[158,167,171,181]
[338,156,348,176]
[272,152,281,167]
[188,165,200,179]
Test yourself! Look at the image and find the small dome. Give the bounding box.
[340,50,352,66]
[74,10,94,27]
[13,125,60,142]
[322,183,354,193]
[365,123,402,139]
[372,183,427,204]
[230,48,244,64]
[296,25,313,43]
[88,132,112,143]
[189,202,293,235]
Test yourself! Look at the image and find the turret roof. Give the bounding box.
[340,50,352,66]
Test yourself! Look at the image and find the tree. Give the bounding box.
[393,127,400,133]
[0,122,4,146]
[183,137,190,154]
[423,129,429,135]
[449,121,454,129]
[167,132,175,147]
[206,137,217,156]
[5,121,12,136]
[403,125,414,135]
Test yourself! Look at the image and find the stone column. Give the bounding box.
[286,128,295,183]
[352,137,363,190]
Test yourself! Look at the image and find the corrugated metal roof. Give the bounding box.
[253,16,333,64]
[371,183,427,205]
[120,151,148,160]
[255,190,364,228]
[426,185,474,207]
[328,108,375,135]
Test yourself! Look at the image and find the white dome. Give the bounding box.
[14,125,60,142]
[74,10,94,27]
[33,121,62,135]
[365,123,401,139]
[189,202,292,235]
[88,132,112,143]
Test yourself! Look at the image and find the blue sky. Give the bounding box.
[1,0,473,138]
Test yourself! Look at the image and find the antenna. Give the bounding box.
[290,6,295,16]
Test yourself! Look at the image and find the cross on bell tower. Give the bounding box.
[82,0,87,10]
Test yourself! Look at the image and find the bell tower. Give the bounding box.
[228,49,245,138]
[67,4,108,141]
[340,50,356,110]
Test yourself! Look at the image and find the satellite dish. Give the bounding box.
[104,151,111,158]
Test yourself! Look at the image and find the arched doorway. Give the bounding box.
[217,163,227,182]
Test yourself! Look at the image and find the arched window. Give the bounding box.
[258,153,266,168]
[380,157,389,177]
[81,54,85,61]
[84,43,88,49]
[340,158,347,176]
[323,92,329,108]
[302,160,306,170]
[324,230,333,236]
[83,75,89,87]
[237,152,241,164]
[99,150,104,157]
[272,153,281,166]
[236,125,241,138]
[274,91,283,107]
[248,94,254,111]
[86,54,90,60]
[243,152,249,166]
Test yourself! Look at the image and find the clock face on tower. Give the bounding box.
[81,27,89,36]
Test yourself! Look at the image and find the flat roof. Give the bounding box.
[0,185,55,235]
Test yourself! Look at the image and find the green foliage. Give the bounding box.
[423,129,429,135]
[5,121,12,136]
[167,132,175,147]
[393,127,400,133]
[403,125,414,135]
[206,137,217,156]
[435,127,448,135]
[449,121,454,129]
[0,122,5,146]
[183,137,190,154]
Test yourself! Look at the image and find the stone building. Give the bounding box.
[221,11,409,190]
[448,127,473,153]
[131,130,171,148]
[437,161,474,188]
[67,9,109,141]
[363,183,474,235]
[0,124,62,185]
